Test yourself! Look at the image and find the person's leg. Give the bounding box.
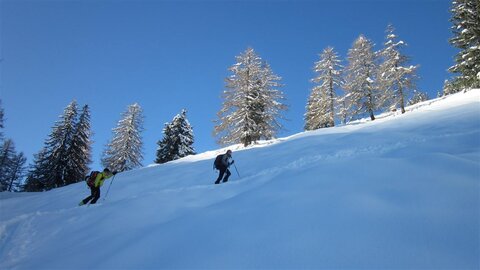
[81,187,96,205]
[222,169,231,183]
[215,169,226,184]
[90,187,101,204]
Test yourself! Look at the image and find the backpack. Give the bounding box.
[213,154,224,170]
[85,171,100,188]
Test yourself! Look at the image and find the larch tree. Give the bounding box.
[102,103,144,172]
[377,24,419,113]
[5,151,26,192]
[343,35,379,121]
[0,139,16,191]
[305,47,343,130]
[214,47,287,147]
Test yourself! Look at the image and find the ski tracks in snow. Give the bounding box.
[0,213,38,268]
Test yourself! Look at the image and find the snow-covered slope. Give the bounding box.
[1,90,479,269]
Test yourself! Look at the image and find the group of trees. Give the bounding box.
[19,101,195,191]
[215,24,426,144]
[23,101,92,191]
[305,24,421,130]
[2,0,478,192]
[0,101,27,191]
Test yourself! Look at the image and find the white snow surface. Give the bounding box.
[1,90,480,269]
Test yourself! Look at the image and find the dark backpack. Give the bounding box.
[213,154,224,170]
[85,171,100,187]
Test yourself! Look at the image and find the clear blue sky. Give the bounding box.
[1,0,454,170]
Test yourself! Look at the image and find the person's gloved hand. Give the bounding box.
[113,171,118,175]
[230,160,235,164]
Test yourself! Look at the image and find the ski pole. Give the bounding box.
[233,163,240,178]
[103,174,116,201]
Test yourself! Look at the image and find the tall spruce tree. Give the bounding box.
[214,47,287,147]
[64,105,92,185]
[155,109,195,164]
[305,47,343,130]
[378,24,419,113]
[343,35,379,121]
[102,103,144,172]
[156,122,175,164]
[24,101,91,191]
[447,0,480,92]
[24,149,49,192]
[45,101,78,188]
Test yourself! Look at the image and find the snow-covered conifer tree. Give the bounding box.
[155,109,195,164]
[305,47,343,130]
[23,101,79,190]
[407,90,429,106]
[24,149,49,192]
[64,105,92,185]
[378,24,419,113]
[443,79,457,96]
[214,47,287,147]
[343,35,379,121]
[156,122,174,164]
[447,0,480,91]
[102,103,144,172]
[47,101,78,188]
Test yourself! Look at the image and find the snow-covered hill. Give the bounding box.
[1,90,479,269]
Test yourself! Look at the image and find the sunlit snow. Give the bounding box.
[1,90,479,269]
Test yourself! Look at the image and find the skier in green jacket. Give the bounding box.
[79,168,115,205]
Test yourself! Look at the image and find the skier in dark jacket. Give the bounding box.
[79,168,115,205]
[214,150,234,184]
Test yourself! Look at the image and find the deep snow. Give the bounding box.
[1,90,479,269]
